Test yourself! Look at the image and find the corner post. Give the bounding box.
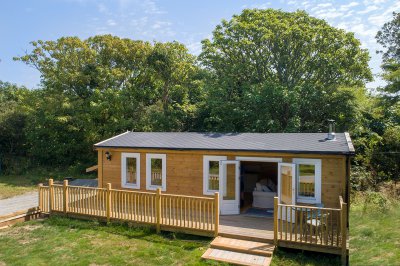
[274,196,278,246]
[156,188,162,233]
[38,183,43,211]
[106,183,112,223]
[49,179,54,214]
[214,192,219,237]
[63,180,69,214]
[341,201,348,266]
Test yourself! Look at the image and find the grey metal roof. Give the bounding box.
[94,132,355,155]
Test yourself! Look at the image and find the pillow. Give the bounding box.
[255,183,262,191]
[259,179,268,186]
[267,179,277,192]
[261,185,271,192]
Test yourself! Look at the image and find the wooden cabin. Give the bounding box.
[37,131,352,265]
[94,131,354,215]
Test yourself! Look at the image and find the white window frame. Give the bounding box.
[203,155,227,195]
[146,153,167,191]
[121,153,140,189]
[293,158,322,204]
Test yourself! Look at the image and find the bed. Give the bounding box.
[252,179,277,209]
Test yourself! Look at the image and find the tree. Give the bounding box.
[199,9,372,132]
[376,12,400,101]
[0,81,30,173]
[14,35,203,166]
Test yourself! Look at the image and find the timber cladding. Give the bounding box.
[97,148,346,208]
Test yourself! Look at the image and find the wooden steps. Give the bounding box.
[202,248,271,266]
[211,236,274,256]
[202,236,275,266]
[218,232,275,244]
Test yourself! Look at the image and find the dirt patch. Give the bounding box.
[0,223,43,238]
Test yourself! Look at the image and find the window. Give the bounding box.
[203,156,227,195]
[146,154,166,191]
[293,158,321,204]
[121,153,140,189]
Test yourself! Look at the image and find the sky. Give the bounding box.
[0,0,399,89]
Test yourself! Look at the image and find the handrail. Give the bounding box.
[38,179,219,237]
[274,195,348,263]
[277,203,341,212]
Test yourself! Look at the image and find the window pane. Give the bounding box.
[126,157,137,184]
[151,158,162,186]
[208,161,219,191]
[298,164,315,197]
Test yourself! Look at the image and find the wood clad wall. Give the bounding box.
[97,148,347,208]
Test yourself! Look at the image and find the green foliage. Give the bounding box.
[199,9,372,132]
[13,35,204,167]
[0,8,396,187]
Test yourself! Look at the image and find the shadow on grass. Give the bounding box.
[43,215,212,251]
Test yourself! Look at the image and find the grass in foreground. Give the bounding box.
[0,216,222,266]
[350,191,400,266]
[0,216,344,266]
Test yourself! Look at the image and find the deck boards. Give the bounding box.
[219,215,274,242]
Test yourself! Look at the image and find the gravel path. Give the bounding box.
[0,192,38,216]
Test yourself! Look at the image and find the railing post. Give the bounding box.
[156,188,162,233]
[63,180,69,215]
[274,197,278,246]
[106,183,112,223]
[341,201,348,266]
[49,178,54,214]
[214,192,219,237]
[38,183,43,211]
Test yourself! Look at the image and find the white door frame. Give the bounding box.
[219,160,240,215]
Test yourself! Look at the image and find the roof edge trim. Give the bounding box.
[344,132,355,154]
[93,145,353,155]
[94,131,130,146]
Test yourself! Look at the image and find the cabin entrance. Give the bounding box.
[239,160,279,215]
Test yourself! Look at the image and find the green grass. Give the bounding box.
[350,192,400,266]
[0,216,343,266]
[0,216,223,266]
[0,168,95,199]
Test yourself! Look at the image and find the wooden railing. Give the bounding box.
[274,196,348,265]
[39,179,219,237]
[208,174,219,190]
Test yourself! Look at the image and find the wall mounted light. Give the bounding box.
[105,151,112,161]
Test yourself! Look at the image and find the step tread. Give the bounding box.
[211,236,274,256]
[218,232,274,244]
[202,248,271,266]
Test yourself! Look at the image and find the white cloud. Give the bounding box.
[107,19,117,26]
[339,2,360,11]
[357,5,380,14]
[317,3,332,8]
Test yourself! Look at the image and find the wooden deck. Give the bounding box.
[219,215,275,242]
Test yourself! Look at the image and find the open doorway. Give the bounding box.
[240,161,278,214]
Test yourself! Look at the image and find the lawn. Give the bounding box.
[0,216,343,266]
[0,216,221,266]
[350,191,400,266]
